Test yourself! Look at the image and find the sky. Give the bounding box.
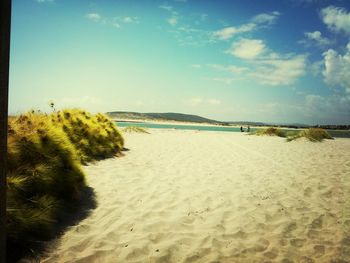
[9,0,350,124]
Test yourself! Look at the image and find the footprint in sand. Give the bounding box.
[307,229,321,239]
[344,220,350,229]
[313,245,325,257]
[283,221,297,237]
[263,248,279,259]
[251,238,270,252]
[290,238,306,248]
[300,256,315,263]
[304,187,313,197]
[342,236,350,246]
[232,230,248,239]
[311,215,324,229]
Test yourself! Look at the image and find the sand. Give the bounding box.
[40,129,350,263]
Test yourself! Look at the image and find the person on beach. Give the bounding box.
[247,126,250,132]
[240,126,244,132]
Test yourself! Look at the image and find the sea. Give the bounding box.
[116,121,350,138]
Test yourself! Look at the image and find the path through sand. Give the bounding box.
[42,130,350,262]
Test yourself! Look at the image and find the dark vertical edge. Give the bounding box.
[0,0,11,262]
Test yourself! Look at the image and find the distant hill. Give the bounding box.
[107,111,348,128]
[106,111,221,124]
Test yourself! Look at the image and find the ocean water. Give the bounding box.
[116,121,257,133]
[116,122,350,138]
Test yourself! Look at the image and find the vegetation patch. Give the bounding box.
[51,109,124,163]
[7,109,123,262]
[254,127,333,142]
[253,127,289,137]
[122,126,150,134]
[287,128,333,142]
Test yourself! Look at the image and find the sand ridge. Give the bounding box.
[41,130,350,262]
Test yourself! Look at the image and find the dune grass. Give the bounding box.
[253,127,289,137]
[254,127,333,142]
[287,128,333,142]
[51,109,124,163]
[6,109,124,261]
[122,126,150,134]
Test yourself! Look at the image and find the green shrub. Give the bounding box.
[6,109,124,261]
[7,112,86,258]
[51,109,124,163]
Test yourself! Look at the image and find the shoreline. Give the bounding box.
[113,118,292,130]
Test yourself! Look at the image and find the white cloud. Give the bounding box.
[159,4,180,27]
[121,16,139,24]
[305,94,325,110]
[213,24,256,40]
[210,56,306,86]
[187,97,221,106]
[86,14,140,28]
[208,99,221,105]
[323,42,350,93]
[208,64,248,75]
[321,6,350,34]
[218,38,307,86]
[36,0,54,3]
[251,11,280,25]
[200,14,208,21]
[86,13,101,22]
[191,64,201,68]
[168,16,178,26]
[260,93,350,124]
[210,77,236,85]
[303,94,350,123]
[228,39,266,59]
[213,11,280,41]
[310,60,323,76]
[250,54,307,86]
[159,4,174,12]
[299,31,332,47]
[188,97,203,106]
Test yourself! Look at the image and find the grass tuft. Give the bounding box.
[287,128,333,142]
[254,127,333,142]
[122,126,150,134]
[7,108,124,262]
[50,109,124,163]
[253,127,288,137]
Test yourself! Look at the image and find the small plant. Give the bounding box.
[122,126,150,134]
[48,101,56,112]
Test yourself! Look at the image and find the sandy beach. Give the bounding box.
[40,129,350,263]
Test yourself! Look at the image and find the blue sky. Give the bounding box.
[9,0,350,124]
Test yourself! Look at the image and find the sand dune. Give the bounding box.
[40,130,350,263]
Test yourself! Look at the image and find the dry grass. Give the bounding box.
[51,109,124,163]
[253,127,288,137]
[122,126,150,134]
[254,127,333,142]
[287,128,333,142]
[6,109,124,261]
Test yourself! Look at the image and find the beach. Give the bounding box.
[40,129,350,263]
